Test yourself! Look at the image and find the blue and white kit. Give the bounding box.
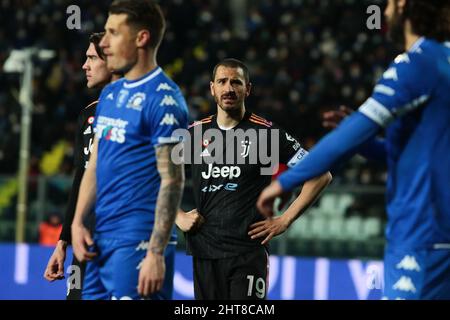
[82,67,188,300]
[278,38,450,299]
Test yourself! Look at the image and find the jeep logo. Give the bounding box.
[201,164,241,179]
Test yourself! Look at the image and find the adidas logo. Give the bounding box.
[160,113,179,126]
[160,95,178,107]
[106,93,114,100]
[392,276,416,293]
[83,126,92,135]
[396,255,421,272]
[157,83,174,92]
[200,148,210,157]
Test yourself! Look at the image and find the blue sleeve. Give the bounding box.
[357,137,386,163]
[146,91,189,147]
[358,47,437,127]
[278,112,380,191]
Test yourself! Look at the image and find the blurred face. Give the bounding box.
[100,14,141,74]
[385,0,406,42]
[82,43,110,88]
[210,66,251,113]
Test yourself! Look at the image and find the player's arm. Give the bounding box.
[323,105,387,163]
[258,51,436,215]
[257,113,381,216]
[138,143,185,296]
[71,136,99,262]
[249,171,332,244]
[44,113,85,281]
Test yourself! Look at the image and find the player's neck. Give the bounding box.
[404,20,421,51]
[124,52,158,81]
[217,106,246,129]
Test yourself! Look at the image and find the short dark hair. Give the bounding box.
[404,0,450,42]
[212,58,250,84]
[109,0,166,50]
[89,32,106,60]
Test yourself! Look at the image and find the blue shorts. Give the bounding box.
[383,245,450,300]
[82,237,176,300]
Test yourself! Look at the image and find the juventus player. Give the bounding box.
[43,32,119,300]
[176,58,332,300]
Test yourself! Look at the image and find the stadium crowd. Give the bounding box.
[0,0,390,230]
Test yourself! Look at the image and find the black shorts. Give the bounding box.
[66,213,94,300]
[66,255,86,300]
[193,246,269,300]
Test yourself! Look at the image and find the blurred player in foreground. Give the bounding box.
[43,32,118,300]
[176,59,331,299]
[258,0,450,299]
[71,0,188,299]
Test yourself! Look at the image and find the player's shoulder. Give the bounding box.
[247,112,274,128]
[188,115,214,130]
[392,38,442,70]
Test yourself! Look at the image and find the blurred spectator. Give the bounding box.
[0,0,392,184]
[39,213,62,246]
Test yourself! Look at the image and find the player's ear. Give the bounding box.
[136,29,151,48]
[210,81,215,97]
[245,82,252,97]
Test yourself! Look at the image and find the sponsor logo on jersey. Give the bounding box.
[201,183,238,193]
[96,116,128,144]
[160,113,179,126]
[160,95,178,107]
[396,255,421,272]
[126,92,146,111]
[106,93,114,100]
[156,83,175,92]
[201,164,241,179]
[392,276,416,293]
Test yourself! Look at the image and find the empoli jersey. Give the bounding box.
[358,38,450,248]
[94,67,188,241]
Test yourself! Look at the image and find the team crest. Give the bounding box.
[126,92,146,111]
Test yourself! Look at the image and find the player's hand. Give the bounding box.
[43,240,67,281]
[248,216,290,245]
[256,180,284,218]
[322,105,353,129]
[175,209,205,233]
[71,223,97,262]
[138,251,165,297]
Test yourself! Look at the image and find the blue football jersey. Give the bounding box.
[358,38,450,248]
[93,67,188,241]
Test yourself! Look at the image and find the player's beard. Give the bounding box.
[215,93,243,114]
[386,2,405,45]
